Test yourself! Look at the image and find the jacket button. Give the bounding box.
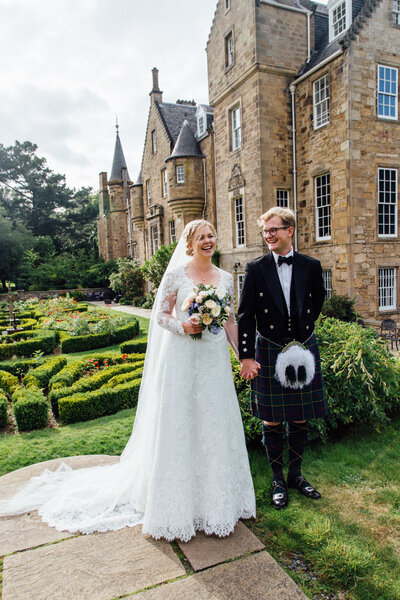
[259,292,263,297]
[270,324,274,329]
[242,340,246,345]
[307,309,310,314]
[243,348,247,352]
[306,325,309,330]
[309,293,312,297]
[264,308,268,313]
[243,333,248,337]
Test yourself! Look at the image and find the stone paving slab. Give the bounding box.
[130,552,309,600]
[3,526,185,600]
[0,456,120,555]
[177,521,265,571]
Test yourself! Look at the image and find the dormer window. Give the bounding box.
[196,105,213,138]
[328,0,351,41]
[198,115,205,136]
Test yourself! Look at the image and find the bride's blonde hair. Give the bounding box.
[183,219,217,256]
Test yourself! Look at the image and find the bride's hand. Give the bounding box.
[182,321,203,335]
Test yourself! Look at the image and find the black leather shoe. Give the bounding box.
[271,478,288,509]
[287,474,321,499]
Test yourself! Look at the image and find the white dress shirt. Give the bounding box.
[272,248,294,316]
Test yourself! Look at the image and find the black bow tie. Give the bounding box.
[278,255,293,267]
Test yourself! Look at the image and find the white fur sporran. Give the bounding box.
[274,341,315,390]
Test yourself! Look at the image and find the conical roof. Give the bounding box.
[110,131,130,181]
[168,119,203,159]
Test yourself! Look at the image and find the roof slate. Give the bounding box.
[169,119,203,159]
[156,102,198,145]
[110,132,130,181]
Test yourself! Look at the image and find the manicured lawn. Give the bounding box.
[1,411,399,599]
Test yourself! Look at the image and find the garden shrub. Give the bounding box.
[0,317,37,330]
[321,292,356,322]
[0,369,19,396]
[0,357,44,377]
[58,320,139,353]
[12,388,48,431]
[106,367,144,387]
[58,378,142,424]
[312,317,400,440]
[109,257,144,303]
[0,330,58,360]
[120,337,148,354]
[0,393,7,428]
[49,363,143,417]
[23,356,67,389]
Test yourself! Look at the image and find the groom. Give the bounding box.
[238,207,327,509]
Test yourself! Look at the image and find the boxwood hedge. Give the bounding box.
[120,337,148,354]
[0,330,58,360]
[23,356,67,389]
[0,357,45,376]
[59,320,139,353]
[12,388,48,431]
[0,393,7,428]
[0,370,19,396]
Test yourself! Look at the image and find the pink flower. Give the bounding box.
[196,296,203,304]
[189,314,201,325]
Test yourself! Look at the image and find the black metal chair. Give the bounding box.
[379,318,399,351]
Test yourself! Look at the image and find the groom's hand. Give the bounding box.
[240,358,261,380]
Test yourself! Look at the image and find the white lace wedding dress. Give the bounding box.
[0,265,255,542]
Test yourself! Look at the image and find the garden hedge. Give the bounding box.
[0,393,7,428]
[58,320,139,353]
[0,357,45,376]
[49,363,143,417]
[0,318,37,330]
[58,377,142,424]
[0,370,19,396]
[0,330,58,360]
[23,356,67,389]
[12,388,48,431]
[120,337,148,354]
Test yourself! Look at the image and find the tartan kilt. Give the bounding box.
[250,333,327,422]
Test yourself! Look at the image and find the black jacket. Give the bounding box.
[238,252,326,359]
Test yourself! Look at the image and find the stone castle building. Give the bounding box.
[98,0,400,324]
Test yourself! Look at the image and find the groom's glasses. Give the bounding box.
[262,226,290,238]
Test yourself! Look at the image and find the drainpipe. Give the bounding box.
[290,84,298,251]
[202,156,207,219]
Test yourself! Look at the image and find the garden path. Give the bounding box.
[88,301,152,319]
[0,456,309,600]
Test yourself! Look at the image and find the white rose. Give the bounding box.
[211,305,221,317]
[202,313,212,325]
[215,288,225,299]
[224,305,231,314]
[205,299,217,309]
[181,299,190,312]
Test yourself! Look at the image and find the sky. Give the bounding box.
[0,0,219,192]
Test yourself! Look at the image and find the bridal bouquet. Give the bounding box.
[181,283,232,340]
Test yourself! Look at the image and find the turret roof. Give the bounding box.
[169,119,203,159]
[110,130,130,181]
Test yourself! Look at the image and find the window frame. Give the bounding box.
[322,270,332,299]
[151,225,159,255]
[146,179,151,205]
[144,230,150,260]
[225,31,234,68]
[176,164,184,184]
[231,105,241,151]
[315,173,331,241]
[378,267,397,311]
[313,74,330,130]
[237,273,245,298]
[328,0,351,41]
[377,65,398,120]
[234,196,245,247]
[393,0,400,24]
[276,189,290,208]
[378,167,398,238]
[161,168,167,197]
[169,220,176,244]
[151,129,157,153]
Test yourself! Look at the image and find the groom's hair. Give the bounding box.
[259,207,296,230]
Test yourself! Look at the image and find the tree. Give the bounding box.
[109,258,144,303]
[141,243,177,292]
[0,208,33,289]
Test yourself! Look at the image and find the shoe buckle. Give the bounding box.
[304,486,314,492]
[273,493,284,500]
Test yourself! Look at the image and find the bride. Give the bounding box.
[0,219,256,542]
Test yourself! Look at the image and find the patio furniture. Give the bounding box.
[379,318,399,351]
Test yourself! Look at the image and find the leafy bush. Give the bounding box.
[109,257,144,303]
[312,317,400,440]
[321,292,356,322]
[58,378,142,424]
[23,356,67,389]
[0,369,19,396]
[119,337,148,354]
[58,321,139,353]
[12,388,48,431]
[141,243,177,297]
[0,357,44,377]
[0,393,7,427]
[0,330,58,360]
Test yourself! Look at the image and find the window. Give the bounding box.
[151,130,157,153]
[176,165,184,183]
[198,115,205,136]
[231,106,241,151]
[132,242,137,260]
[144,230,150,260]
[225,32,234,68]
[332,1,346,36]
[378,168,398,237]
[322,270,332,299]
[276,190,289,208]
[393,0,400,25]
[169,220,176,243]
[379,268,397,310]
[146,180,151,205]
[313,75,330,129]
[315,174,331,240]
[225,0,231,10]
[161,168,167,197]
[152,225,159,255]
[237,273,245,298]
[234,196,245,246]
[377,65,398,120]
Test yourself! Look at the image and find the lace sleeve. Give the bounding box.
[223,273,239,359]
[155,271,185,336]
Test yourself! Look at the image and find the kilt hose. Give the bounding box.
[250,333,328,422]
